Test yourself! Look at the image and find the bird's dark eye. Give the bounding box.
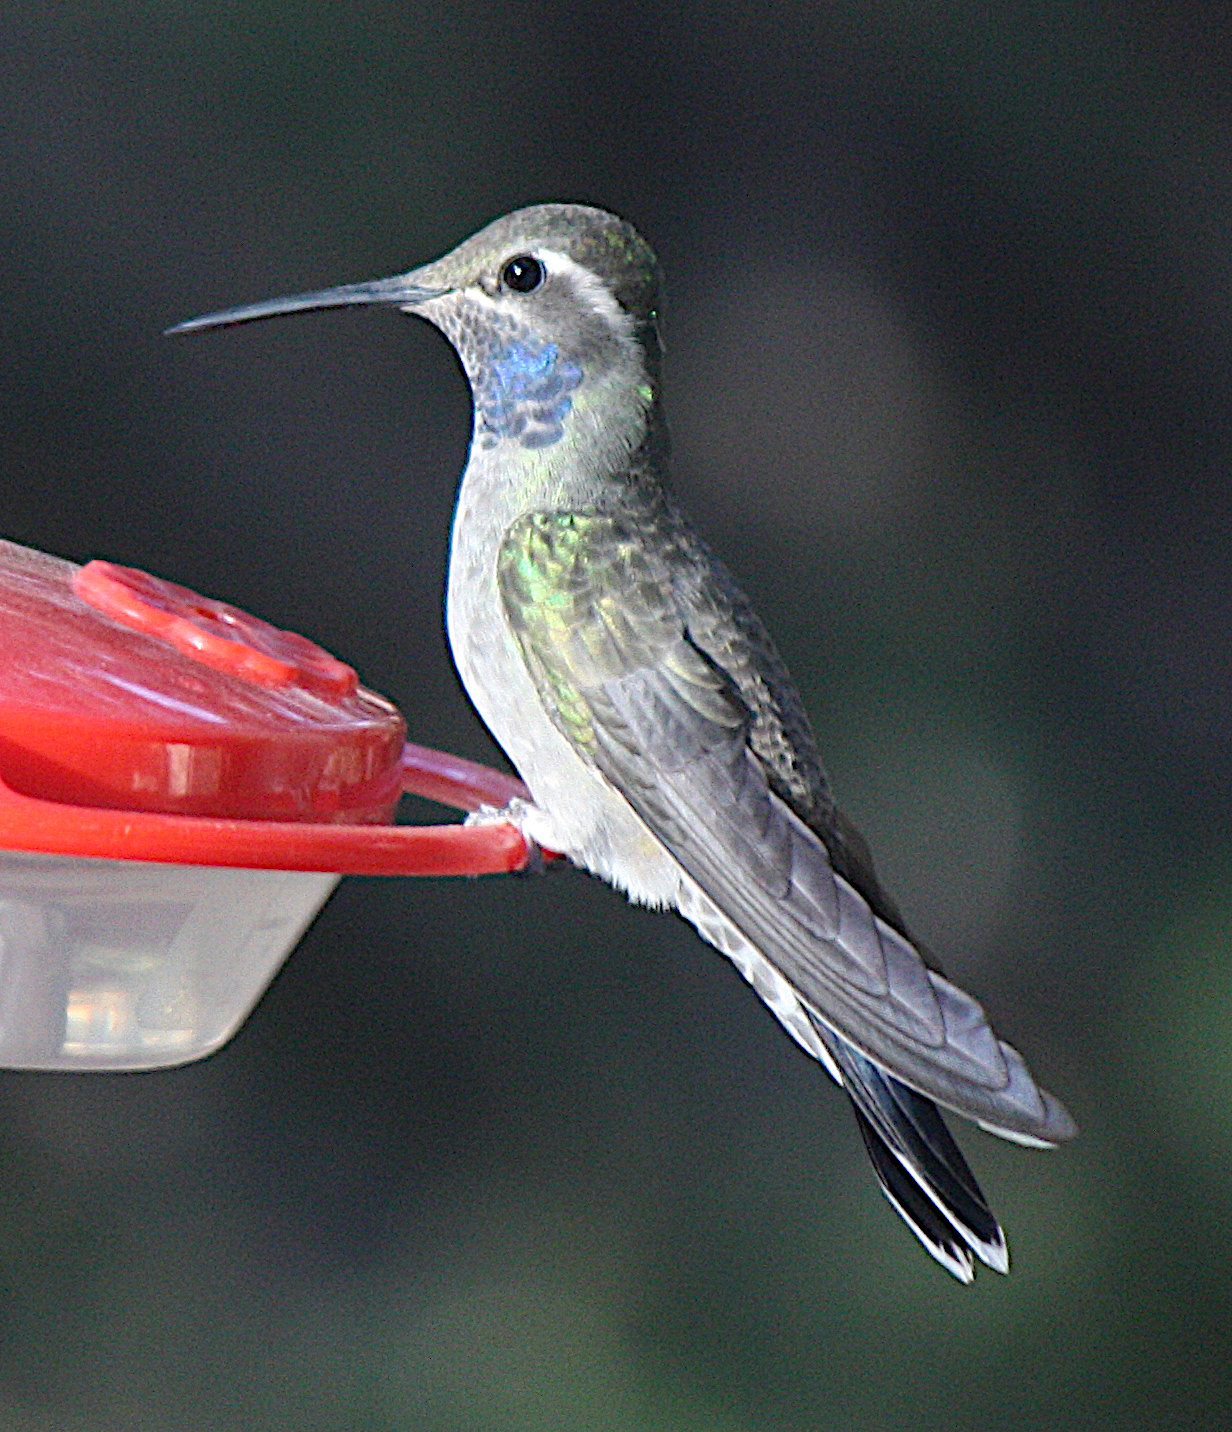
[501,255,544,293]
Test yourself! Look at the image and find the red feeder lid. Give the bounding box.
[0,540,534,876]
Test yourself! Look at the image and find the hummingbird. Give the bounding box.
[170,203,1076,1281]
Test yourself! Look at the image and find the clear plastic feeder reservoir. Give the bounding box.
[0,541,532,1071]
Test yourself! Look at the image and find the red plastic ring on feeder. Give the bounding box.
[0,537,555,1073]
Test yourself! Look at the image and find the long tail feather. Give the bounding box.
[683,899,1018,1279]
[819,1028,1009,1280]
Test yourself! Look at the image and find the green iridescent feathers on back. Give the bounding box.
[497,500,894,933]
[497,498,841,830]
[495,505,1070,1143]
[496,509,743,759]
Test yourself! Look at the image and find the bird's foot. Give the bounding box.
[464,797,560,875]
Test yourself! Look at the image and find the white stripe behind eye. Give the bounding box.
[534,248,637,340]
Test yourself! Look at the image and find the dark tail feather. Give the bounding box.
[819,1029,1008,1281]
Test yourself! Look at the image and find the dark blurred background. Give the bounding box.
[2,3,1231,1428]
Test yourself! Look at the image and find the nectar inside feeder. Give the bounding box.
[0,540,535,1072]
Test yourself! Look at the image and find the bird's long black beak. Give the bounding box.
[165,273,450,335]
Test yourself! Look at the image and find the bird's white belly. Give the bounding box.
[445,536,683,909]
[443,485,841,1083]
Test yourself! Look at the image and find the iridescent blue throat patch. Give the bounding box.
[474,340,584,450]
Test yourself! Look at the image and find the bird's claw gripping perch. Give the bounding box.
[464,797,561,875]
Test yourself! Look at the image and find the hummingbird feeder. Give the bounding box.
[0,538,537,1072]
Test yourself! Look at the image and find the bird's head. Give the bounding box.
[170,203,664,468]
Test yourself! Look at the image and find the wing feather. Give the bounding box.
[498,510,1075,1145]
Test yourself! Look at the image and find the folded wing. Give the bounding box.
[497,508,1076,1150]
